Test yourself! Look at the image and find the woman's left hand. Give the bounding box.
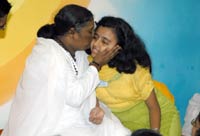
[89,106,105,125]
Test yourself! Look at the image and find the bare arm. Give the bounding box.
[145,89,161,132]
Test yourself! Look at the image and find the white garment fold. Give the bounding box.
[182,93,200,136]
[2,38,131,136]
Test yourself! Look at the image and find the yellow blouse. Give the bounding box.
[96,64,154,112]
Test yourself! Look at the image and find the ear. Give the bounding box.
[68,27,79,39]
[68,27,76,35]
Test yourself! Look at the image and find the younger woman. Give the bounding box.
[90,16,181,136]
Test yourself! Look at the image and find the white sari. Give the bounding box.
[2,38,130,136]
[182,93,200,136]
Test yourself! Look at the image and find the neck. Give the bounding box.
[55,37,76,60]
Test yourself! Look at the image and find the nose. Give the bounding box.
[92,38,101,48]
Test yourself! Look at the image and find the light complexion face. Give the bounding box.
[191,116,200,136]
[91,26,118,57]
[0,15,8,30]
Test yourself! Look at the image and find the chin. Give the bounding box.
[91,52,96,57]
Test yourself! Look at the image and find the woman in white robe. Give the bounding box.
[2,4,130,136]
[182,93,200,136]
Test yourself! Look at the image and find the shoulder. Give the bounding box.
[32,37,68,58]
[26,38,58,65]
[34,37,57,52]
[132,64,151,79]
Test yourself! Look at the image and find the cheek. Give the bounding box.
[102,44,115,52]
[90,40,94,48]
[81,35,92,45]
[90,41,97,57]
[192,127,197,136]
[101,46,108,52]
[86,34,93,42]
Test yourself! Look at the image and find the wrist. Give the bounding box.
[89,61,101,71]
[151,128,160,133]
[96,98,100,107]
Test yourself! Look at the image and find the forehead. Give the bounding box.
[80,20,94,31]
[95,26,117,41]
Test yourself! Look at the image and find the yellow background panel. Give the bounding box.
[0,0,90,105]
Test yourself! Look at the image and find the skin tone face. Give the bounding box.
[73,20,95,51]
[59,20,94,58]
[91,26,118,57]
[191,117,200,136]
[60,20,95,57]
[0,15,8,30]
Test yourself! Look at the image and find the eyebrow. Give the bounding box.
[102,37,111,43]
[94,32,112,42]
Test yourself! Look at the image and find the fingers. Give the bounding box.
[93,45,121,66]
[89,113,102,124]
[89,107,104,125]
[89,109,96,121]
[93,119,103,124]
[109,45,121,59]
[89,117,103,124]
[103,45,121,60]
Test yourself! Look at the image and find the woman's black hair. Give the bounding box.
[96,16,152,74]
[37,4,93,39]
[131,129,162,136]
[196,112,200,124]
[0,0,12,17]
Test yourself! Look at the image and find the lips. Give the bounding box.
[91,48,99,55]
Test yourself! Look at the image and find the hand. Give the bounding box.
[93,45,121,67]
[89,106,105,125]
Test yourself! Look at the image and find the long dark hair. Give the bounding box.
[96,16,152,74]
[37,4,93,38]
[0,0,12,17]
[131,129,161,136]
[196,112,200,123]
